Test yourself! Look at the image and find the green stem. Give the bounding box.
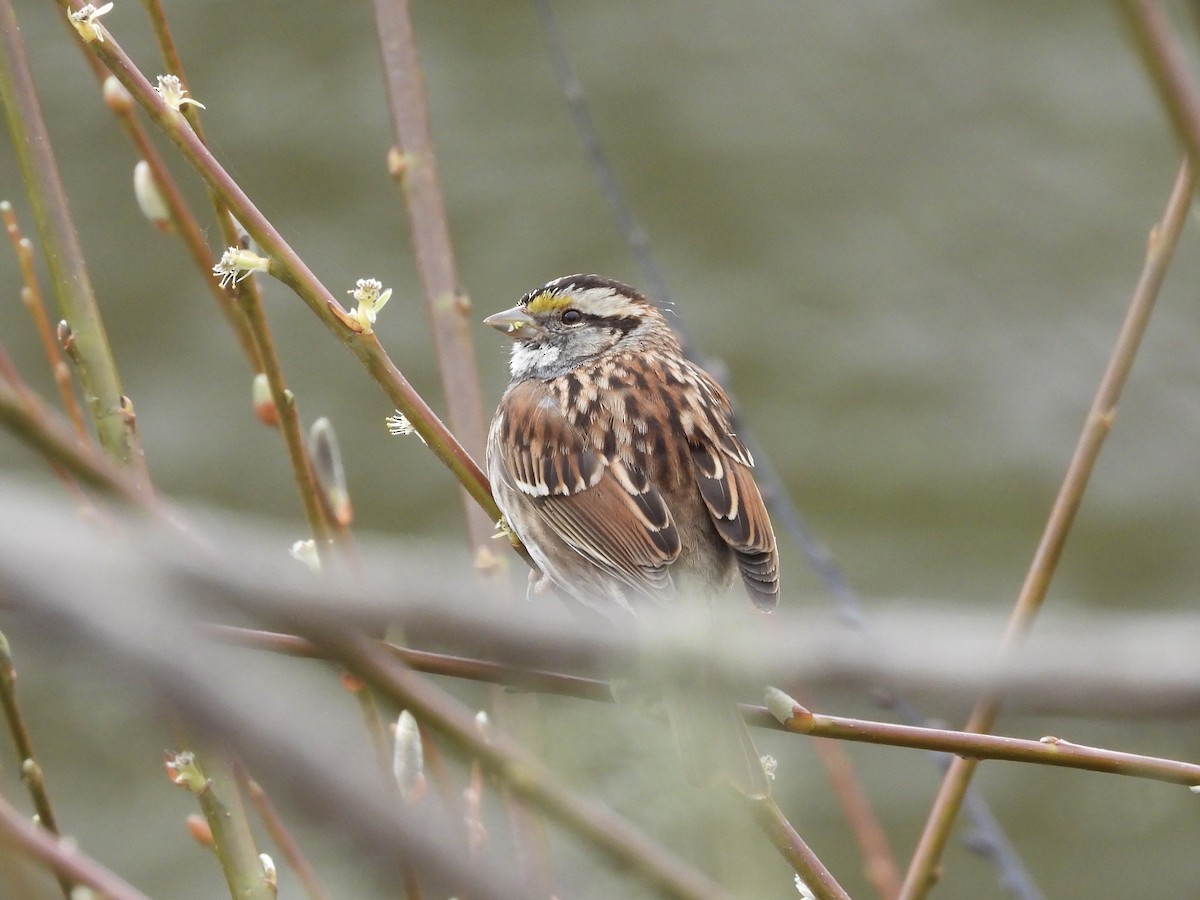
[175,746,275,900]
[0,0,141,471]
[237,765,329,900]
[748,796,850,900]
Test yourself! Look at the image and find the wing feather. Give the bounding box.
[687,378,780,610]
[491,380,680,605]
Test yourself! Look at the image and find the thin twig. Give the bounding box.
[1121,0,1200,167]
[238,291,334,548]
[0,379,154,509]
[118,1,335,551]
[372,0,494,553]
[99,76,262,368]
[211,625,1200,788]
[898,156,1195,898]
[169,743,274,900]
[1,202,89,443]
[368,8,556,880]
[0,632,72,898]
[0,341,96,506]
[808,736,903,900]
[0,790,150,900]
[764,691,1200,788]
[236,762,330,900]
[747,796,851,900]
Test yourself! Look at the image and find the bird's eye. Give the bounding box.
[561,309,582,325]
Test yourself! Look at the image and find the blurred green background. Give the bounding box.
[2,1,1200,897]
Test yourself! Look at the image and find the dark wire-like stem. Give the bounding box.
[528,0,1032,892]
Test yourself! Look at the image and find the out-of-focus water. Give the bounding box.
[2,2,1199,897]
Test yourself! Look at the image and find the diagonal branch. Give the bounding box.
[898,155,1194,898]
[54,2,517,548]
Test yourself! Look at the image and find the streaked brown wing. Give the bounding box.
[493,380,681,602]
[688,382,780,610]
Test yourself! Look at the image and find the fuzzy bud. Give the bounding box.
[309,417,351,527]
[260,854,277,894]
[133,161,171,231]
[103,75,133,114]
[251,373,280,427]
[392,711,426,804]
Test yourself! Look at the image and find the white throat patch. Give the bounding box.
[510,341,562,379]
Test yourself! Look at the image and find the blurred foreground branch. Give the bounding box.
[3,483,1200,720]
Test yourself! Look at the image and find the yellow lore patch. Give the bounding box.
[524,292,573,314]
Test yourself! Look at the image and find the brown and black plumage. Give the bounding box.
[485,274,778,797]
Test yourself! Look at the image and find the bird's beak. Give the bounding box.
[483,305,541,339]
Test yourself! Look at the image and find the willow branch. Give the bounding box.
[210,626,1200,789]
[808,735,902,899]
[1,202,89,443]
[1121,0,1200,168]
[99,77,261,368]
[167,746,274,900]
[57,3,515,552]
[900,155,1194,898]
[763,690,1200,788]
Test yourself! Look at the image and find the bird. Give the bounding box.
[484,273,779,798]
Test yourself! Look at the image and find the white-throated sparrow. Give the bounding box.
[484,274,778,798]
